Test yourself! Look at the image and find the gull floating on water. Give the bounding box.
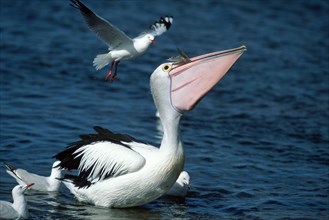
[0,183,34,220]
[54,45,246,208]
[71,0,173,81]
[4,161,62,192]
[165,171,190,197]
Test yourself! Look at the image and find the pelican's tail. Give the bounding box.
[93,53,112,70]
[61,174,92,189]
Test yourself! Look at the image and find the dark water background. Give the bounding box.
[0,0,328,219]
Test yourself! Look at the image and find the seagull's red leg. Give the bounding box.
[111,61,120,81]
[105,61,115,81]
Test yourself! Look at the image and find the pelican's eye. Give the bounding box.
[162,64,172,72]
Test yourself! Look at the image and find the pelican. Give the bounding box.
[71,0,173,81]
[54,45,246,208]
[0,183,34,219]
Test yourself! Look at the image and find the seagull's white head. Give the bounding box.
[12,183,34,196]
[52,161,61,169]
[178,171,190,189]
[146,34,156,44]
[150,46,246,119]
[51,161,62,179]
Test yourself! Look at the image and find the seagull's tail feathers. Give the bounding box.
[93,53,112,70]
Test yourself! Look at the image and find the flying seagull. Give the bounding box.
[71,0,174,81]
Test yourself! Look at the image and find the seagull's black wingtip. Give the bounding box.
[70,0,80,9]
[3,162,16,172]
[69,0,95,17]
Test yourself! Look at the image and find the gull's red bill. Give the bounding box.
[26,183,34,188]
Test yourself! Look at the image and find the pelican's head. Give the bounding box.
[151,45,246,118]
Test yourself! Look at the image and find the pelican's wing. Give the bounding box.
[148,16,174,37]
[0,201,19,219]
[71,0,132,49]
[54,126,148,188]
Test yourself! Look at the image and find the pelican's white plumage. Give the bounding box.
[0,184,34,220]
[56,125,184,207]
[4,161,62,192]
[70,0,173,81]
[54,46,246,208]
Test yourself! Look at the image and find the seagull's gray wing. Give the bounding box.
[71,0,132,49]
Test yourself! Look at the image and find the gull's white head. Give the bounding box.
[178,171,190,188]
[51,161,62,178]
[52,161,61,169]
[12,183,34,196]
[146,34,156,44]
[10,183,33,219]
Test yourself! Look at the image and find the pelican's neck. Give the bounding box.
[150,69,184,157]
[159,113,182,153]
[158,110,185,182]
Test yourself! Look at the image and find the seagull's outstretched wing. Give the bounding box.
[148,16,174,37]
[71,0,132,49]
[54,126,147,188]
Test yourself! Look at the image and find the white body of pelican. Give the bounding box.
[54,46,246,207]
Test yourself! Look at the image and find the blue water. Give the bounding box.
[0,0,328,219]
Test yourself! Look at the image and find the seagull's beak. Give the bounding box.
[169,45,246,112]
[152,39,157,44]
[23,183,34,191]
[183,181,190,190]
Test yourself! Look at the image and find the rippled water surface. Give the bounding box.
[1,0,328,219]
